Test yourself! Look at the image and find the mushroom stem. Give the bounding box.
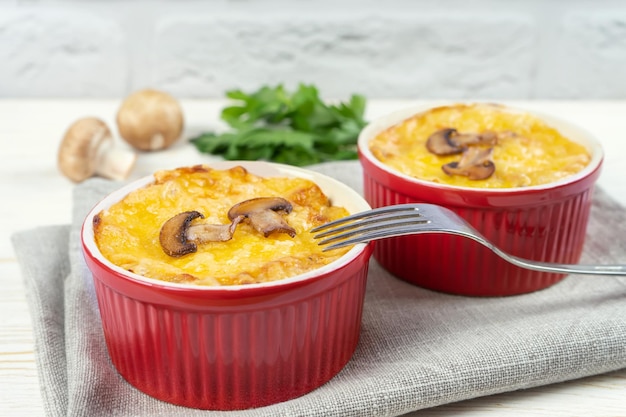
[95,140,138,181]
[442,147,496,180]
[247,210,297,238]
[186,216,244,243]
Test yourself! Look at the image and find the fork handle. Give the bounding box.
[461,228,626,276]
[500,254,626,276]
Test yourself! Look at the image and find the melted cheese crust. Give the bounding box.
[369,104,591,188]
[94,165,350,286]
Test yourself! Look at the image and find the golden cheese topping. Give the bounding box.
[93,165,350,286]
[369,103,591,188]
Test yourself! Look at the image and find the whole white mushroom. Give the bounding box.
[116,89,184,151]
[58,117,137,183]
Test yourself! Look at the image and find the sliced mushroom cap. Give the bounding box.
[442,147,496,180]
[159,211,244,257]
[159,211,204,257]
[426,128,464,155]
[228,197,297,238]
[426,128,498,155]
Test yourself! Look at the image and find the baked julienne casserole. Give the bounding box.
[93,165,351,286]
[369,103,591,188]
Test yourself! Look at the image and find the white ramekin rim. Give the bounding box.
[358,102,604,193]
[81,160,371,292]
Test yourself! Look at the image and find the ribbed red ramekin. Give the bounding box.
[358,104,603,296]
[81,161,373,410]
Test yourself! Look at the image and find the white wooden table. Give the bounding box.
[1,99,625,416]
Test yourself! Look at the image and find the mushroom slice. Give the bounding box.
[426,128,497,155]
[228,197,297,238]
[426,128,463,155]
[159,211,243,257]
[186,217,244,244]
[442,147,496,180]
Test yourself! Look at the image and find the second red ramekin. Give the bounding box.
[358,104,603,296]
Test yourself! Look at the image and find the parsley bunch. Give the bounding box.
[190,84,367,166]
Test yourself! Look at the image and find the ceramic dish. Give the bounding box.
[81,161,373,410]
[358,103,603,296]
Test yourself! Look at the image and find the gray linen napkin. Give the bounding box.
[12,161,626,417]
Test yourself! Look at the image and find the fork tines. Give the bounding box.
[311,204,428,250]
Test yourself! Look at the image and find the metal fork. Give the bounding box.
[311,203,626,276]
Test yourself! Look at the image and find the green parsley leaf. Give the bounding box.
[190,83,367,166]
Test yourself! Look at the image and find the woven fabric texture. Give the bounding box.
[11,161,626,417]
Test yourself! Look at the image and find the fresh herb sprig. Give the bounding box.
[190,84,367,166]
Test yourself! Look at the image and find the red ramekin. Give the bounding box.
[81,161,373,410]
[358,104,603,296]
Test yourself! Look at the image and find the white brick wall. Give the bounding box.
[1,1,625,99]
